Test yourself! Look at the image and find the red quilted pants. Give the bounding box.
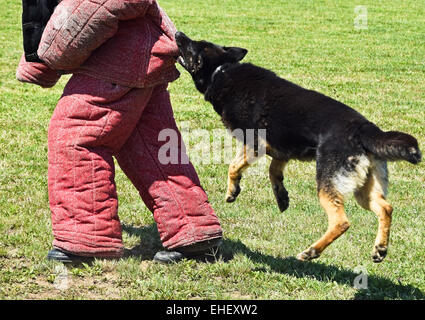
[48,74,222,258]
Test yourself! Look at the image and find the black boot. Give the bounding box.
[153,238,222,264]
[47,248,93,263]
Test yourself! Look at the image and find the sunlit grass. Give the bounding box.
[0,0,424,299]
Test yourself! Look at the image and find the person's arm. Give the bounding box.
[37,0,155,71]
[16,53,61,88]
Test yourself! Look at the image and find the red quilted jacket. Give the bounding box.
[36,0,180,88]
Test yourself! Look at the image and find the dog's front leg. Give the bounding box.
[226,144,260,202]
[269,158,289,212]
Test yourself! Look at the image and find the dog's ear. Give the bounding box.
[224,47,248,62]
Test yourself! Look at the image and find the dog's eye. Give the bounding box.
[194,55,204,71]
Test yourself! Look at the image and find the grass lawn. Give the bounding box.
[0,0,424,300]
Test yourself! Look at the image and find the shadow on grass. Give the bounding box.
[122,224,162,261]
[223,239,425,300]
[123,223,425,300]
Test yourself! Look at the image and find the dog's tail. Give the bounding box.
[357,122,422,164]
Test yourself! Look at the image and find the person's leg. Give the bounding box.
[115,85,222,256]
[48,74,153,259]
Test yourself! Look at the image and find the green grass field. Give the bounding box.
[0,0,424,300]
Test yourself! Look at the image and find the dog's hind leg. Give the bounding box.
[354,159,392,263]
[297,189,350,261]
[226,144,262,202]
[269,158,289,212]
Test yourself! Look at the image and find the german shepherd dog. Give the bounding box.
[175,31,422,262]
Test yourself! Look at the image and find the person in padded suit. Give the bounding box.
[16,0,222,263]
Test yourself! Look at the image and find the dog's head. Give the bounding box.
[175,31,248,93]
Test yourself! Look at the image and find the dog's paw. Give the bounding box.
[372,245,388,263]
[296,247,320,261]
[225,184,241,203]
[274,186,289,212]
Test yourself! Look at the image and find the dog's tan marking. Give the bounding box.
[226,144,262,202]
[332,154,371,196]
[354,159,392,262]
[297,190,350,261]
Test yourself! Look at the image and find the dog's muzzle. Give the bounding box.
[177,56,188,69]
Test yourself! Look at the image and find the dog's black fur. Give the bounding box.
[22,0,59,62]
[175,31,421,262]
